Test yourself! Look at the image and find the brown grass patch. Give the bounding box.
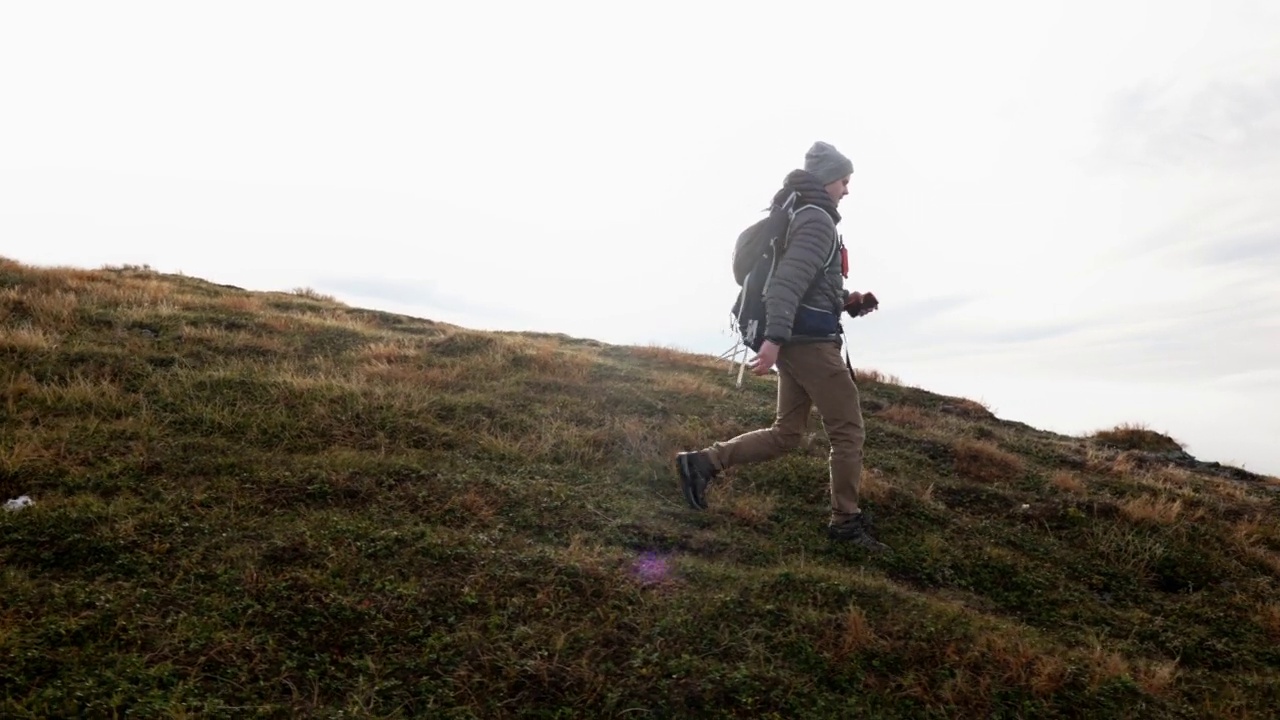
[1136,467,1198,499]
[1230,519,1280,576]
[446,488,498,524]
[437,336,597,385]
[506,418,609,466]
[292,286,337,302]
[1203,477,1262,505]
[180,324,248,345]
[1118,494,1184,525]
[1257,603,1280,641]
[1229,516,1267,548]
[878,404,929,428]
[859,467,892,502]
[1110,450,1144,477]
[634,344,724,371]
[726,491,776,526]
[653,372,727,400]
[0,431,51,478]
[1085,638,1132,689]
[853,368,901,385]
[94,277,177,308]
[360,340,417,365]
[916,481,938,506]
[1051,471,1086,495]
[614,416,661,459]
[837,605,878,656]
[1092,422,1184,453]
[1,287,79,331]
[1136,659,1179,696]
[938,397,994,420]
[951,439,1024,483]
[1089,523,1167,576]
[975,634,1069,697]
[4,372,38,415]
[0,324,58,351]
[1243,548,1280,577]
[259,314,303,333]
[214,294,265,314]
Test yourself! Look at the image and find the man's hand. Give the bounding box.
[845,291,879,317]
[749,340,780,376]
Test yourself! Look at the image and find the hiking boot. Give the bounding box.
[676,451,718,510]
[827,512,890,553]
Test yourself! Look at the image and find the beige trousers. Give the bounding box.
[706,341,865,524]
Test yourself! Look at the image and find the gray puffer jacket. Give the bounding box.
[763,171,848,344]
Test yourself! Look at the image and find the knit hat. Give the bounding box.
[804,141,854,185]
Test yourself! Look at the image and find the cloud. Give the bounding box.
[318,276,542,332]
[1096,76,1280,174]
[1196,230,1280,267]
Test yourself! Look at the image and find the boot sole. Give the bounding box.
[677,454,707,511]
[828,533,891,554]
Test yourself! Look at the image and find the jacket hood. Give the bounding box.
[773,170,841,224]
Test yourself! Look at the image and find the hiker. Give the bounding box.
[677,141,889,552]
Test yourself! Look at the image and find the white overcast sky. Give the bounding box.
[3,1,1278,475]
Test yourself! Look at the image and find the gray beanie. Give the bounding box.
[804,141,854,185]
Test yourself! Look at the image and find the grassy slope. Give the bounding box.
[2,257,1279,719]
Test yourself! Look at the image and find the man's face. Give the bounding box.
[824,175,851,205]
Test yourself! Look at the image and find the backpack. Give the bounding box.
[729,192,828,354]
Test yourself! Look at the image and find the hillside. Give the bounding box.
[2,257,1279,719]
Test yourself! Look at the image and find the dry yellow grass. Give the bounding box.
[94,277,178,308]
[916,481,938,506]
[878,404,929,428]
[32,373,128,409]
[0,432,49,476]
[360,339,419,365]
[726,491,777,527]
[951,439,1025,483]
[291,286,336,302]
[214,294,265,314]
[1244,548,1280,577]
[1131,468,1198,501]
[853,368,902,386]
[940,397,994,419]
[1110,450,1144,476]
[838,605,878,656]
[4,371,39,408]
[614,416,661,459]
[446,487,499,524]
[859,467,892,502]
[0,287,79,330]
[635,344,724,372]
[1050,471,1086,495]
[1229,519,1280,577]
[1137,659,1180,697]
[1092,422,1184,453]
[1088,523,1167,576]
[1257,603,1280,641]
[975,634,1069,698]
[653,372,728,400]
[1118,494,1185,525]
[1086,638,1132,690]
[0,324,58,351]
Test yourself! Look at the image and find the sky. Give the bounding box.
[2,0,1278,475]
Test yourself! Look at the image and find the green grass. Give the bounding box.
[2,257,1279,718]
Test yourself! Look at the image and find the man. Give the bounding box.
[677,141,888,553]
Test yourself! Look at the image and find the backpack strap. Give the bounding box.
[787,205,840,267]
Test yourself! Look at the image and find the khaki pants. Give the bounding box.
[705,341,865,524]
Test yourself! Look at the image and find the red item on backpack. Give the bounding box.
[840,243,849,278]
